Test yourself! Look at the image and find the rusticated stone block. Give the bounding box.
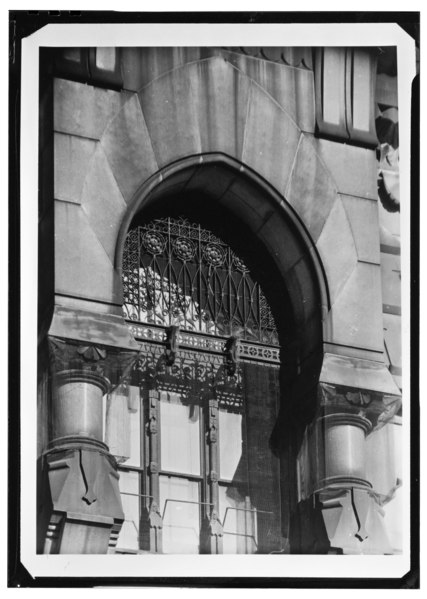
[285,134,338,243]
[224,50,315,133]
[316,197,358,305]
[80,146,127,263]
[242,83,301,196]
[101,93,158,204]
[54,78,126,140]
[313,138,378,200]
[138,66,202,168]
[121,47,208,92]
[54,201,120,305]
[330,261,384,352]
[54,132,97,204]
[380,252,401,311]
[383,312,402,373]
[341,194,381,264]
[190,57,251,160]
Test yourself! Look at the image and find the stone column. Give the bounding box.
[52,369,108,443]
[39,339,126,554]
[318,412,372,490]
[294,371,401,554]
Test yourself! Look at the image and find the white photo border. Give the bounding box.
[20,19,415,581]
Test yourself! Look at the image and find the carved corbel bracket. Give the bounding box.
[165,325,179,366]
[224,336,239,376]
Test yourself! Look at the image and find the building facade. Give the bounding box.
[37,46,403,555]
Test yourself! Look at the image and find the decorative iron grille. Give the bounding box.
[122,216,279,345]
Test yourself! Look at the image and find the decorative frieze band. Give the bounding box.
[128,323,281,365]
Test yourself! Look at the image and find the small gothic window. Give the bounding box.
[122,216,279,345]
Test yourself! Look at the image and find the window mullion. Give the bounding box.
[201,391,223,554]
[146,388,162,553]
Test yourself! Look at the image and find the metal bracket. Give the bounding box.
[165,325,179,366]
[224,335,239,376]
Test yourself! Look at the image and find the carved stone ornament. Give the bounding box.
[48,335,139,391]
[148,501,163,530]
[41,441,124,554]
[318,382,401,429]
[208,511,224,538]
[317,486,393,554]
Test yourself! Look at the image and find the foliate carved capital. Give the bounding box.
[48,335,138,391]
[318,382,401,429]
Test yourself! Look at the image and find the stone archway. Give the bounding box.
[114,153,330,548]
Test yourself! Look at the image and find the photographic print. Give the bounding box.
[11,12,418,587]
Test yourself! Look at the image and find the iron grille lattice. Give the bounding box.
[122,216,279,345]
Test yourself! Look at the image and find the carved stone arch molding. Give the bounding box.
[115,150,333,419]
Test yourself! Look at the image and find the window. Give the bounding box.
[109,216,283,554]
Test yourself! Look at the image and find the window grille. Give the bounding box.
[122,216,279,345]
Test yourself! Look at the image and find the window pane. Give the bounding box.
[219,409,243,481]
[219,484,256,554]
[159,475,200,554]
[160,392,200,475]
[95,47,116,71]
[117,470,140,551]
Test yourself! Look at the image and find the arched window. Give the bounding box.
[110,214,283,554]
[122,216,279,345]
